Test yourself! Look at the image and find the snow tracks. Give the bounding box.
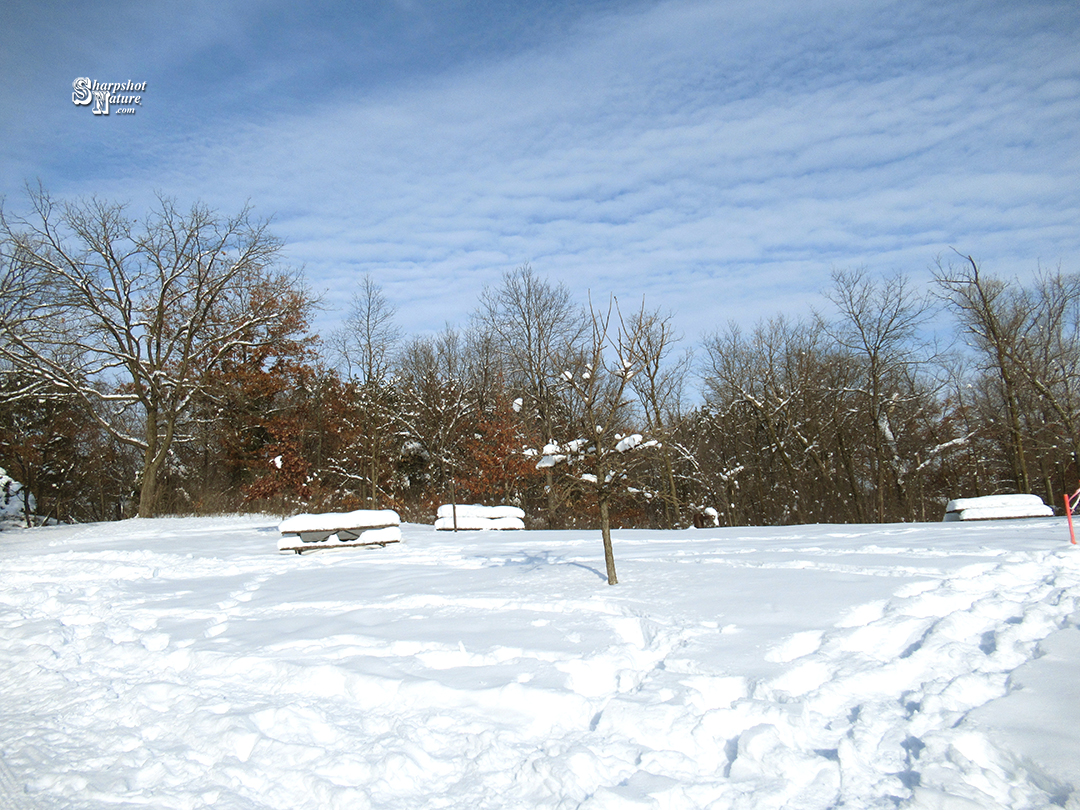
[581,548,1080,809]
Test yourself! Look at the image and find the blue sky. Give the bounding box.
[2,0,1078,344]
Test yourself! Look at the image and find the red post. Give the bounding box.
[1067,488,1079,545]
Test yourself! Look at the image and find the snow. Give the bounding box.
[2,515,1079,809]
[435,505,526,520]
[536,439,591,469]
[434,516,525,531]
[0,467,34,523]
[278,509,400,533]
[944,494,1054,521]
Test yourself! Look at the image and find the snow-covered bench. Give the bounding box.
[943,494,1054,522]
[278,509,402,553]
[434,504,525,531]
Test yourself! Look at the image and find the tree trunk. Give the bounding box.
[22,485,33,528]
[545,468,558,529]
[998,354,1031,493]
[138,436,167,517]
[836,426,864,522]
[661,449,681,528]
[600,498,618,585]
[138,467,160,518]
[138,408,172,518]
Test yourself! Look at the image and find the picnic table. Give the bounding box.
[943,494,1053,521]
[434,504,525,531]
[278,509,402,553]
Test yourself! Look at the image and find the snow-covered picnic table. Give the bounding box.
[943,494,1054,521]
[434,504,525,531]
[278,509,401,553]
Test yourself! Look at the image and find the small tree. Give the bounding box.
[536,297,657,585]
[0,465,36,525]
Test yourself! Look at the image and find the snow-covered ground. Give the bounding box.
[1,515,1079,809]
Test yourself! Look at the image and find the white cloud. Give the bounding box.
[2,0,1078,344]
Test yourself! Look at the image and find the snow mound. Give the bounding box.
[944,494,1053,521]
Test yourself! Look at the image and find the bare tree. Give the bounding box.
[934,255,1033,493]
[701,316,852,524]
[1011,269,1080,497]
[627,305,691,527]
[0,239,68,403]
[327,275,402,507]
[476,263,584,526]
[537,297,656,585]
[937,255,1080,503]
[0,186,308,517]
[820,268,933,521]
[396,325,476,511]
[331,274,402,385]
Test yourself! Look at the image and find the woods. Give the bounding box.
[2,190,1078,529]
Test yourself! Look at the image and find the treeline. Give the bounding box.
[1,189,1078,528]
